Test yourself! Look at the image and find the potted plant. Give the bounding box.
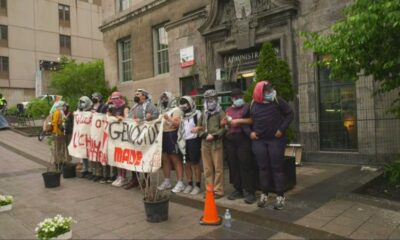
[0,195,13,212]
[35,215,76,240]
[42,136,63,188]
[138,171,171,223]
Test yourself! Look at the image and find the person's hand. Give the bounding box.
[117,116,124,122]
[206,134,214,141]
[191,127,200,133]
[230,119,240,127]
[275,130,283,138]
[250,132,259,140]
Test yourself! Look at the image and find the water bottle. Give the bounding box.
[224,209,232,228]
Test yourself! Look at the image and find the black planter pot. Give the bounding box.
[143,198,169,223]
[42,172,61,188]
[62,164,76,178]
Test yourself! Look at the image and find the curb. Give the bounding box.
[0,140,51,168]
[170,194,348,240]
[338,192,400,212]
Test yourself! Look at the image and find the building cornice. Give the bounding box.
[164,7,207,31]
[99,0,173,32]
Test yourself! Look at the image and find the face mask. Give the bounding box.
[92,98,98,104]
[79,101,86,111]
[264,91,275,102]
[133,96,140,103]
[162,101,168,108]
[207,99,217,111]
[179,103,190,113]
[233,98,245,107]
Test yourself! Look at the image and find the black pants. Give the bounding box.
[224,132,257,193]
[252,137,287,194]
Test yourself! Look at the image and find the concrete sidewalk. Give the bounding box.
[1,129,400,239]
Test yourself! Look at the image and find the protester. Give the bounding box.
[231,81,293,209]
[77,96,93,178]
[157,92,185,193]
[222,88,258,204]
[88,92,109,183]
[179,96,202,195]
[198,89,225,199]
[125,88,159,190]
[51,100,67,169]
[63,103,73,163]
[108,91,129,187]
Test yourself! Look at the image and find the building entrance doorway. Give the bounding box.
[236,71,255,92]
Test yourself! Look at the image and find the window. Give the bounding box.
[0,25,7,47]
[58,4,70,27]
[0,0,7,16]
[119,0,132,11]
[0,56,9,78]
[318,65,358,151]
[153,25,169,75]
[59,35,71,55]
[118,37,132,82]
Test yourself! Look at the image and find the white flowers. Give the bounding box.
[0,195,13,206]
[35,215,76,240]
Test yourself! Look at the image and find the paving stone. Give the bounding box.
[328,214,365,229]
[269,232,306,239]
[321,222,355,237]
[295,214,333,228]
[355,221,397,239]
[389,226,400,240]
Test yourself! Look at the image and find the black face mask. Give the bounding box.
[92,98,99,104]
[162,101,168,108]
[133,96,140,103]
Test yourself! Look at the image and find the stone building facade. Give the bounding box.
[0,0,104,106]
[101,0,400,164]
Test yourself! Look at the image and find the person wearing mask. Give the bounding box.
[221,88,258,204]
[63,103,74,163]
[108,91,130,187]
[179,96,203,195]
[89,92,109,183]
[230,81,293,210]
[198,89,226,199]
[51,100,67,170]
[125,88,159,190]
[157,92,185,193]
[78,96,93,178]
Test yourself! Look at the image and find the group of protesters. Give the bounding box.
[50,80,293,210]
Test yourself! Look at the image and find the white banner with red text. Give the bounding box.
[68,111,163,173]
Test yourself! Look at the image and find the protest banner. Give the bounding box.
[68,111,92,159]
[107,116,163,173]
[87,113,109,165]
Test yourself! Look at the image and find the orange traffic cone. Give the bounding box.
[200,184,222,225]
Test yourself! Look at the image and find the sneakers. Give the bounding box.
[274,196,285,210]
[257,193,268,208]
[190,186,201,195]
[80,171,89,178]
[111,176,128,187]
[99,177,107,184]
[171,182,185,193]
[107,176,116,183]
[92,176,101,182]
[183,185,193,194]
[157,179,172,190]
[124,179,139,190]
[228,189,244,200]
[244,192,257,204]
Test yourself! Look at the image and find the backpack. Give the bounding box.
[43,113,53,133]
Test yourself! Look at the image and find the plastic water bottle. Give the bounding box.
[224,209,232,228]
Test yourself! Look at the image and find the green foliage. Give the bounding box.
[302,0,400,117]
[26,98,52,119]
[50,57,114,107]
[383,160,400,186]
[5,105,18,115]
[244,42,294,102]
[35,215,75,240]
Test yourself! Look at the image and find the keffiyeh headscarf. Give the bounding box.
[158,91,177,114]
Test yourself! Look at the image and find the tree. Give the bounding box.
[303,0,400,116]
[244,42,294,102]
[50,57,113,109]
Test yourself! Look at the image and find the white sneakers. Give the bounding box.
[183,185,193,194]
[172,181,185,193]
[157,179,172,190]
[190,186,201,195]
[111,176,128,187]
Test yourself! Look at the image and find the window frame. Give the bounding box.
[59,34,71,55]
[117,37,132,82]
[0,56,9,78]
[152,24,169,75]
[0,0,7,16]
[58,4,70,27]
[119,0,132,11]
[0,25,7,47]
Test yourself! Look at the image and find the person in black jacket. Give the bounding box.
[230,81,293,210]
[63,103,74,163]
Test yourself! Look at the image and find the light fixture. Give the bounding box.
[241,72,255,78]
